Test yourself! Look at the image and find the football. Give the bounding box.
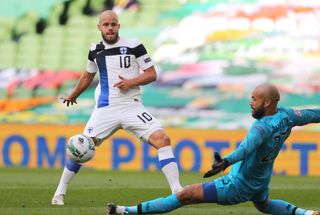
[66,134,95,163]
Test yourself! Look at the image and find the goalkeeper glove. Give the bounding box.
[203,152,230,178]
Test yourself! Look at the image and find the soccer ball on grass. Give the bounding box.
[66,134,95,163]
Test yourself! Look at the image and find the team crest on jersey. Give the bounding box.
[120,47,127,54]
[294,109,302,117]
[87,127,94,134]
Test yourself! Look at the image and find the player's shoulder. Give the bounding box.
[89,41,105,51]
[251,120,271,136]
[257,107,294,130]
[276,107,296,120]
[87,41,105,61]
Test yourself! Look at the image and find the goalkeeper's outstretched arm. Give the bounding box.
[203,152,230,178]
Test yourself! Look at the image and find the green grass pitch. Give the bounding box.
[0,168,319,215]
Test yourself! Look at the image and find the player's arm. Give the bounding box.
[203,123,269,177]
[113,66,156,92]
[285,107,320,126]
[225,123,269,164]
[130,65,157,86]
[62,71,96,106]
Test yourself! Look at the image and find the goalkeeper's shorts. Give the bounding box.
[208,175,269,205]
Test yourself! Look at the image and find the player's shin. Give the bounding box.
[158,146,182,193]
[124,194,182,214]
[54,160,82,196]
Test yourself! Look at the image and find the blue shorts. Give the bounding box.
[203,176,269,205]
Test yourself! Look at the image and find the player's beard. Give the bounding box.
[102,32,119,44]
[252,106,265,119]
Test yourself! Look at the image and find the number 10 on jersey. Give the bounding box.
[120,56,130,68]
[137,112,153,123]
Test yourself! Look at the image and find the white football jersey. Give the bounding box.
[86,37,154,107]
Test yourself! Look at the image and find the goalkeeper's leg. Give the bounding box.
[107,182,218,214]
[107,184,208,215]
[254,198,319,215]
[52,160,81,205]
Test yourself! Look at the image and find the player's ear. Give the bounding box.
[264,99,271,108]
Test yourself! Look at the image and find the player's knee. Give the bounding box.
[253,201,269,213]
[158,135,170,148]
[176,184,202,205]
[90,137,98,145]
[177,187,193,203]
[161,134,170,146]
[149,130,171,148]
[88,136,102,146]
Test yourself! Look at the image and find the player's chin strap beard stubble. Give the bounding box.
[103,33,119,45]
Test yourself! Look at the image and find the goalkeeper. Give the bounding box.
[107,83,320,215]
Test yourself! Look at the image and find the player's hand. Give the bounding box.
[203,152,229,178]
[113,76,132,93]
[61,96,77,107]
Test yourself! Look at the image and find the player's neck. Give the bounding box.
[265,107,278,117]
[103,36,120,45]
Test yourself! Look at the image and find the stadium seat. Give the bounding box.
[67,0,87,17]
[118,10,138,27]
[33,87,57,97]
[0,88,6,99]
[87,28,100,43]
[43,25,65,38]
[67,15,89,28]
[11,86,33,99]
[61,54,86,71]
[87,0,105,13]
[38,54,62,70]
[12,11,39,38]
[0,41,16,69]
[38,27,64,70]
[15,34,41,69]
[0,18,14,42]
[47,3,64,26]
[143,86,194,108]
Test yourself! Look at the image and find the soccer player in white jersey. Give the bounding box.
[52,10,182,205]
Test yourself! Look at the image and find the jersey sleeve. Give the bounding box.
[85,43,102,73]
[86,60,98,73]
[132,39,154,70]
[225,122,270,164]
[284,107,320,126]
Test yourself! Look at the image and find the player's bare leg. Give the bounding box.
[148,129,183,194]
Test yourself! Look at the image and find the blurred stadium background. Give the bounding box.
[0,0,320,174]
[0,0,319,129]
[0,0,320,214]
